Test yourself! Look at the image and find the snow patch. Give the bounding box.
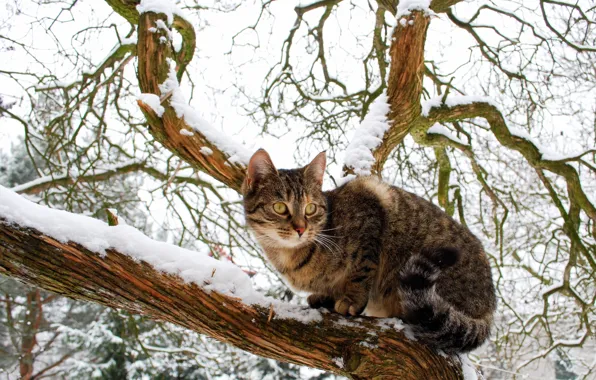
[343,92,390,175]
[199,146,214,155]
[159,60,252,165]
[138,93,165,117]
[155,19,172,38]
[136,0,189,26]
[396,0,434,18]
[120,36,137,45]
[35,80,76,91]
[332,357,344,368]
[377,318,418,340]
[335,174,356,187]
[0,186,322,324]
[359,340,377,349]
[334,318,361,329]
[403,326,417,341]
[421,95,499,117]
[179,129,194,137]
[428,123,468,146]
[459,354,478,380]
[376,318,405,331]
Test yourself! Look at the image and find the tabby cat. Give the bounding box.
[242,149,496,353]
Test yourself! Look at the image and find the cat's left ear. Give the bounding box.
[305,151,326,186]
[245,149,277,192]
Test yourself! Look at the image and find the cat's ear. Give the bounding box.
[305,151,326,186]
[245,149,276,190]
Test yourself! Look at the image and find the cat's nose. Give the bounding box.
[295,227,305,237]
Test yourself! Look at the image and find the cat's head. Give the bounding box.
[242,149,327,249]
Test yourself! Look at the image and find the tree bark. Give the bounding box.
[0,217,464,379]
[19,289,41,380]
[371,11,430,174]
[135,11,246,192]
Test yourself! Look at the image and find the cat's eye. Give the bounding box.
[273,202,288,215]
[305,203,317,216]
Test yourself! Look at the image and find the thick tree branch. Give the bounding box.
[370,11,430,174]
[0,201,465,379]
[104,0,140,25]
[136,12,245,192]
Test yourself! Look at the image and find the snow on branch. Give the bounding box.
[396,0,435,18]
[136,0,189,26]
[427,123,468,146]
[135,4,251,166]
[135,11,246,191]
[343,92,391,176]
[419,98,596,241]
[0,185,315,321]
[420,95,595,163]
[137,94,164,117]
[421,95,500,117]
[158,61,252,165]
[0,185,465,378]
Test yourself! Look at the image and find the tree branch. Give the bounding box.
[370,11,430,174]
[135,12,245,191]
[376,0,464,15]
[11,161,146,195]
[422,100,596,243]
[11,160,217,196]
[0,194,465,379]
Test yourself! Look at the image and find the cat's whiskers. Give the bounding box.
[313,234,341,257]
[312,236,333,254]
[315,232,342,251]
[318,236,342,256]
[319,226,342,232]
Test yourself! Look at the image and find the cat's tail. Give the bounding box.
[398,247,493,353]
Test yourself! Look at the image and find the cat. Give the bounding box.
[242,149,496,353]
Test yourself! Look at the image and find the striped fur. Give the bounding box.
[398,248,493,353]
[242,150,496,353]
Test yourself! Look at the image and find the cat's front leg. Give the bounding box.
[335,257,377,316]
[307,293,335,311]
[335,276,371,316]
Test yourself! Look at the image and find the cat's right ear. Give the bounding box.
[245,149,276,191]
[305,151,326,186]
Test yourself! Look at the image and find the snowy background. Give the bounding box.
[1,0,595,378]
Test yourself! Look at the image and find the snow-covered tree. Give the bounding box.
[0,0,594,378]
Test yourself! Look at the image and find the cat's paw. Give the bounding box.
[334,296,367,316]
[307,294,335,310]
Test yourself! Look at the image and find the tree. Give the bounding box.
[0,0,594,378]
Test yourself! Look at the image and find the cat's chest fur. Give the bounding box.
[262,244,348,293]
